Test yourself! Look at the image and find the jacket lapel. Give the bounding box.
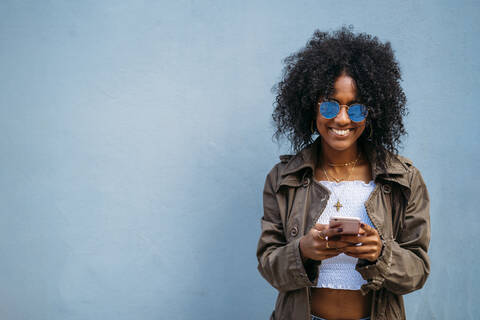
[361,141,411,188]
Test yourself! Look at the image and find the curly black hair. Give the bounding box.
[272,25,407,167]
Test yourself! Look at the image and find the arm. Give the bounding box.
[256,165,318,292]
[356,166,431,295]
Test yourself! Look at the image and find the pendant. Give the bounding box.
[333,200,343,211]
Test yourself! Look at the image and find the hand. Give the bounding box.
[299,224,351,262]
[338,223,383,262]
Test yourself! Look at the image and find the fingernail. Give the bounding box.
[337,228,343,232]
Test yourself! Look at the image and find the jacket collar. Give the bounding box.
[278,137,411,190]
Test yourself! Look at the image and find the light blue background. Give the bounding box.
[1,1,479,319]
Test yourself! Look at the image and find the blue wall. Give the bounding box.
[1,1,479,319]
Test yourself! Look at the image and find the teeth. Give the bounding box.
[331,128,350,136]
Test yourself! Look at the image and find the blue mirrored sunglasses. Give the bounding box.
[318,101,368,122]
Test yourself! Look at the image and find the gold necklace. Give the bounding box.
[322,153,361,183]
[321,153,361,211]
[327,158,358,167]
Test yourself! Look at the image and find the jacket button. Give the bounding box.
[303,177,310,188]
[382,184,392,194]
[290,226,298,237]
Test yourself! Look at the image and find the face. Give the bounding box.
[315,73,366,152]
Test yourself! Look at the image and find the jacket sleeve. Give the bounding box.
[356,166,431,295]
[256,164,318,292]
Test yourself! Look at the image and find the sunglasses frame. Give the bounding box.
[318,100,369,123]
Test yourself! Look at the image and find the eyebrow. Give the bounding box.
[326,97,361,105]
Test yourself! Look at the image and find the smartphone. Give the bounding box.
[329,216,361,235]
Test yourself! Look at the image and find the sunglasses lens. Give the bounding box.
[319,101,339,119]
[348,104,368,122]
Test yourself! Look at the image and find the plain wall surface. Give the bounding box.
[1,1,479,319]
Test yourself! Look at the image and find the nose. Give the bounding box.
[334,105,351,126]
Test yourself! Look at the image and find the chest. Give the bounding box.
[281,178,398,243]
[315,180,375,229]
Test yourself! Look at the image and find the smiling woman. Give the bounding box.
[256,26,431,320]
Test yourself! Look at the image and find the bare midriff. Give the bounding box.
[310,287,372,320]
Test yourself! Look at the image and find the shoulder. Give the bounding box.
[385,150,416,174]
[390,153,428,191]
[264,154,296,187]
[267,154,294,177]
[395,154,414,167]
[279,154,294,164]
[393,154,421,175]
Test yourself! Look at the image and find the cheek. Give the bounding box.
[356,125,366,135]
[316,116,327,131]
[353,123,367,138]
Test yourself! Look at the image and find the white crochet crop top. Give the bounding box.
[313,179,376,290]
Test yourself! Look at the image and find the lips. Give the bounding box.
[329,128,354,137]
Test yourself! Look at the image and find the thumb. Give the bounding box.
[313,229,326,241]
[313,223,329,231]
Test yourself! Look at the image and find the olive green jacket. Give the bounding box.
[256,137,430,320]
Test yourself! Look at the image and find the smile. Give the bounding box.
[329,128,354,137]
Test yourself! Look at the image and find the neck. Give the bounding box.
[319,141,360,166]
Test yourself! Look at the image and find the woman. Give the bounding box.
[256,26,430,320]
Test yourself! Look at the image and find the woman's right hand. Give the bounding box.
[299,223,350,262]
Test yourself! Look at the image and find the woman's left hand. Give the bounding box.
[338,223,383,262]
